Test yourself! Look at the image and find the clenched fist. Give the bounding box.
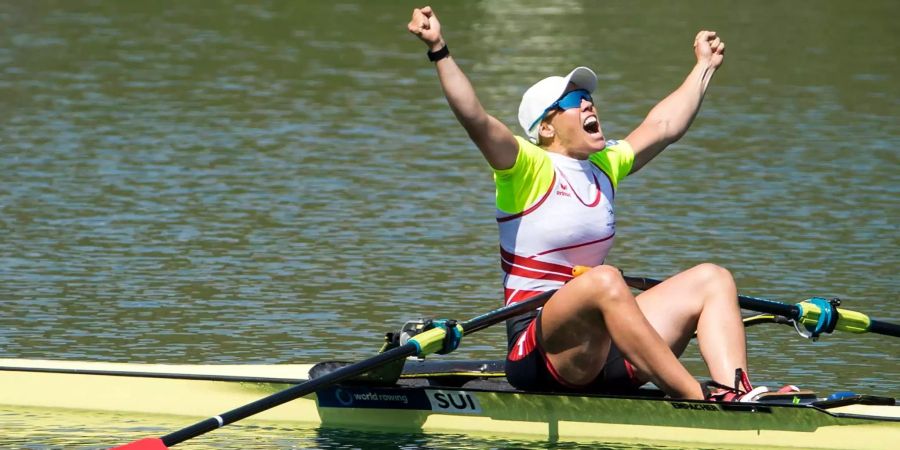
[694,30,725,69]
[408,6,445,52]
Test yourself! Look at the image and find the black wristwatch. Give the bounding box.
[427,44,449,62]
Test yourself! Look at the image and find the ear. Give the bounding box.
[538,121,556,144]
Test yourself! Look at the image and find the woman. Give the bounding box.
[408,6,766,401]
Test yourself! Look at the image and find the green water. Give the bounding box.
[1,0,897,448]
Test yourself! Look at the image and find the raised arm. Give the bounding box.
[626,30,726,173]
[407,7,518,170]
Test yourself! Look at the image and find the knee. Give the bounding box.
[580,265,632,303]
[693,263,737,297]
[694,263,734,283]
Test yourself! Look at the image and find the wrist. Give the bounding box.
[427,42,449,62]
[695,61,716,76]
[429,40,446,52]
[694,62,715,91]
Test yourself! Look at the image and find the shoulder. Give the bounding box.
[515,136,546,159]
[588,139,635,188]
[494,137,555,214]
[588,139,634,164]
[494,136,551,177]
[601,139,634,157]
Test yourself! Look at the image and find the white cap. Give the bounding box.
[517,67,598,143]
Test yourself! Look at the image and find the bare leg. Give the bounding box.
[634,263,747,386]
[539,265,704,399]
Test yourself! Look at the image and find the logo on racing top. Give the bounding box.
[556,182,572,197]
[425,389,482,414]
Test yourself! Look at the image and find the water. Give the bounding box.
[1,0,897,448]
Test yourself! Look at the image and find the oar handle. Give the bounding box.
[409,290,557,355]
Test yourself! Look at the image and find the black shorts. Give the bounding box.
[505,310,642,393]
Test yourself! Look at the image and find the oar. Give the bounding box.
[114,289,557,450]
[619,273,900,338]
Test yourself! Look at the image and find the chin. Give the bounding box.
[586,135,606,151]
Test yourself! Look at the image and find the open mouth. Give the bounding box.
[582,115,600,134]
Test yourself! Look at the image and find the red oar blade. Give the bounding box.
[112,437,168,450]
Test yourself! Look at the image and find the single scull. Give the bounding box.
[1,357,897,449]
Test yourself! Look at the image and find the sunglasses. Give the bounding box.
[530,89,593,130]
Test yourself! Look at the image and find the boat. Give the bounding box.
[2,357,897,449]
[5,280,898,449]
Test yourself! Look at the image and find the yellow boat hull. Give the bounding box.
[1,359,896,449]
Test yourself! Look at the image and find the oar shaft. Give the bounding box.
[623,275,898,338]
[161,344,417,446]
[868,318,900,338]
[626,275,810,318]
[734,293,801,319]
[462,289,556,335]
[620,275,659,291]
[152,288,559,448]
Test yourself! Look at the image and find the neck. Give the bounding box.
[543,142,590,160]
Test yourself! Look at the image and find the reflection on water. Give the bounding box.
[0,406,718,450]
[0,0,897,447]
